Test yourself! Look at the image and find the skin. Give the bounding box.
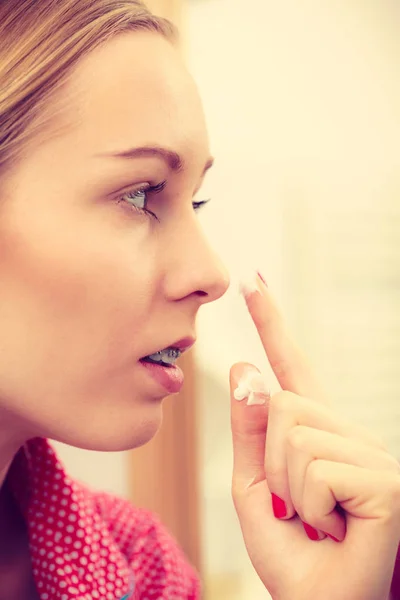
[230,274,400,600]
[0,31,229,598]
[0,31,229,475]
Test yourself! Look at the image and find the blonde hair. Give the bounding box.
[0,0,175,173]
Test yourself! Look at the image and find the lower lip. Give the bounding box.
[139,360,184,394]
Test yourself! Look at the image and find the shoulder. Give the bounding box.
[10,438,201,599]
[91,489,202,599]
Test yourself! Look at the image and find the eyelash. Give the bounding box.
[116,181,210,221]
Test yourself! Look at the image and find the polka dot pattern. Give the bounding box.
[8,438,201,599]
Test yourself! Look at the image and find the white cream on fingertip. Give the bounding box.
[238,269,262,298]
[233,370,271,406]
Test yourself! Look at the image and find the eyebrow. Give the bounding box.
[96,145,214,175]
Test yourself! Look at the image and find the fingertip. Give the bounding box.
[271,494,297,520]
[302,522,326,541]
[325,533,341,543]
[257,271,268,287]
[238,269,262,299]
[271,493,287,518]
[230,364,270,408]
[230,362,260,386]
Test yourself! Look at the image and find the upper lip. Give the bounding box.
[142,336,196,357]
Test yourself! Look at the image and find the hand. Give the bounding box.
[230,273,400,600]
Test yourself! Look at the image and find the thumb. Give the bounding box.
[230,362,271,491]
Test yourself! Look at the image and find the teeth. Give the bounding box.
[146,347,181,365]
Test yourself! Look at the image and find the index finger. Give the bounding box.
[241,271,329,403]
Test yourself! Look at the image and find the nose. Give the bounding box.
[163,218,230,306]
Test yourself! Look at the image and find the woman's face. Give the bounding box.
[0,32,229,452]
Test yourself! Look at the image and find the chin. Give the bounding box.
[51,404,164,453]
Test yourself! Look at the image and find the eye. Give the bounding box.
[117,181,166,221]
[192,199,211,212]
[122,188,147,210]
[116,181,211,220]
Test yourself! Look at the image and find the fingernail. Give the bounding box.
[272,494,287,518]
[257,271,268,287]
[302,522,320,541]
[326,533,340,542]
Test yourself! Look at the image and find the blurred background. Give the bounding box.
[53,1,400,598]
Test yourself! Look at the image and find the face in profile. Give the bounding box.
[0,32,229,452]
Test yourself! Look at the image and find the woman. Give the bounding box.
[0,1,399,599]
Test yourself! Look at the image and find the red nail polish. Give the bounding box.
[302,522,320,541]
[257,271,268,287]
[326,533,340,542]
[271,494,287,518]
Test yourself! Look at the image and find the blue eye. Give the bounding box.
[117,182,166,221]
[116,180,211,220]
[123,188,147,210]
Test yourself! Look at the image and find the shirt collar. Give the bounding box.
[7,437,134,600]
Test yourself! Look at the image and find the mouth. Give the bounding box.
[139,336,195,368]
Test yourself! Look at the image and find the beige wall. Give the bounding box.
[145,0,182,25]
[186,1,400,598]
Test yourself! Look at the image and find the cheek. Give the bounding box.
[0,201,155,377]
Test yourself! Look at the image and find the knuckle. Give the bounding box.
[307,460,326,486]
[287,425,309,451]
[302,506,318,526]
[265,463,287,485]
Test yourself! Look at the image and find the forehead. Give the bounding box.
[55,32,209,160]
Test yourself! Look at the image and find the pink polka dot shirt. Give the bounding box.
[7,438,201,599]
